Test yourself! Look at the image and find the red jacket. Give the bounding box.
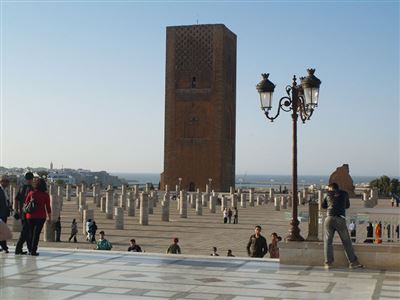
[24,191,51,220]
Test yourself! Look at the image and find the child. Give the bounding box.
[268,232,282,258]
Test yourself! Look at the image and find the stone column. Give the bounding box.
[190,193,196,208]
[120,185,127,209]
[81,184,86,195]
[237,188,242,203]
[100,196,106,212]
[202,193,208,207]
[195,194,202,216]
[65,184,71,201]
[298,190,305,205]
[113,193,118,206]
[148,192,154,214]
[75,185,80,200]
[249,188,255,207]
[230,186,235,194]
[127,192,135,216]
[221,195,227,211]
[209,194,216,213]
[256,195,263,206]
[79,191,86,207]
[306,201,319,241]
[134,185,140,209]
[161,192,170,222]
[43,220,55,242]
[115,207,124,229]
[105,189,113,219]
[140,192,149,225]
[318,190,323,210]
[269,188,274,202]
[231,194,238,208]
[280,196,287,209]
[179,190,187,218]
[274,196,281,211]
[82,209,94,234]
[240,193,246,208]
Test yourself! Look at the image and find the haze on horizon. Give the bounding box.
[0,2,398,178]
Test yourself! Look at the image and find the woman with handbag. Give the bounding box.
[24,178,51,256]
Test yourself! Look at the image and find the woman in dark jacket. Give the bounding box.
[25,178,51,256]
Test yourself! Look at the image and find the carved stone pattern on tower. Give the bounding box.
[175,26,214,89]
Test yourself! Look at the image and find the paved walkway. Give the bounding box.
[1,248,399,300]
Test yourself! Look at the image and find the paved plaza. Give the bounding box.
[1,248,399,300]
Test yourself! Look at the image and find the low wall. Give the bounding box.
[280,241,400,271]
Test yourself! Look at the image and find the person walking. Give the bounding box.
[25,178,52,256]
[0,175,11,253]
[68,218,78,243]
[89,221,98,243]
[233,207,238,224]
[322,182,363,269]
[228,208,233,224]
[268,232,282,258]
[166,237,181,254]
[223,208,228,224]
[246,225,268,258]
[15,172,34,254]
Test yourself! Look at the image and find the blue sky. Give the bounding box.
[0,1,398,177]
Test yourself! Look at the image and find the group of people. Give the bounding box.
[222,207,238,224]
[0,173,51,256]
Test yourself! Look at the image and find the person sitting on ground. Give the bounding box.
[268,232,282,258]
[166,237,181,254]
[210,246,219,256]
[96,231,112,250]
[128,239,142,252]
[227,249,235,257]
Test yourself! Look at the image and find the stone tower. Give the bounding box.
[161,24,236,192]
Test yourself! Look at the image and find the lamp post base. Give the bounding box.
[286,218,305,241]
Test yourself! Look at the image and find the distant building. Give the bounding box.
[161,24,236,192]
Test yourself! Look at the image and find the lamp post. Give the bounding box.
[256,69,321,241]
[178,177,182,191]
[208,178,213,192]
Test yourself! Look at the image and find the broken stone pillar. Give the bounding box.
[221,195,227,211]
[114,207,124,229]
[274,196,281,211]
[148,193,154,214]
[298,192,303,206]
[287,194,292,208]
[209,194,216,213]
[190,193,196,209]
[65,184,71,201]
[140,192,149,225]
[113,193,118,206]
[281,196,287,209]
[230,186,235,194]
[231,194,238,208]
[256,195,263,206]
[179,190,187,218]
[100,196,106,212]
[306,201,319,241]
[43,220,55,242]
[82,209,94,234]
[202,193,208,207]
[75,185,80,199]
[134,185,140,209]
[105,189,113,219]
[196,195,202,216]
[162,192,170,222]
[127,192,135,216]
[269,188,274,201]
[249,188,255,207]
[241,193,246,208]
[79,192,86,209]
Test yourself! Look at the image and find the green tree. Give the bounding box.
[369,175,398,196]
[390,178,399,195]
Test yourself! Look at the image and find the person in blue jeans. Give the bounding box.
[322,183,363,269]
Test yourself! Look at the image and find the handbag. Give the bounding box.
[23,197,36,214]
[0,219,12,240]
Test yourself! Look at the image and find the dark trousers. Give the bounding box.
[55,229,61,242]
[27,218,45,254]
[234,216,238,224]
[15,218,30,253]
[68,233,77,242]
[0,216,8,251]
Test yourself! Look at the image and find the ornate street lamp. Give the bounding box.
[256,69,321,241]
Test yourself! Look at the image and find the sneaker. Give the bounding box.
[349,262,364,269]
[30,252,39,256]
[324,263,333,270]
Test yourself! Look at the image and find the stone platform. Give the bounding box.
[1,248,399,299]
